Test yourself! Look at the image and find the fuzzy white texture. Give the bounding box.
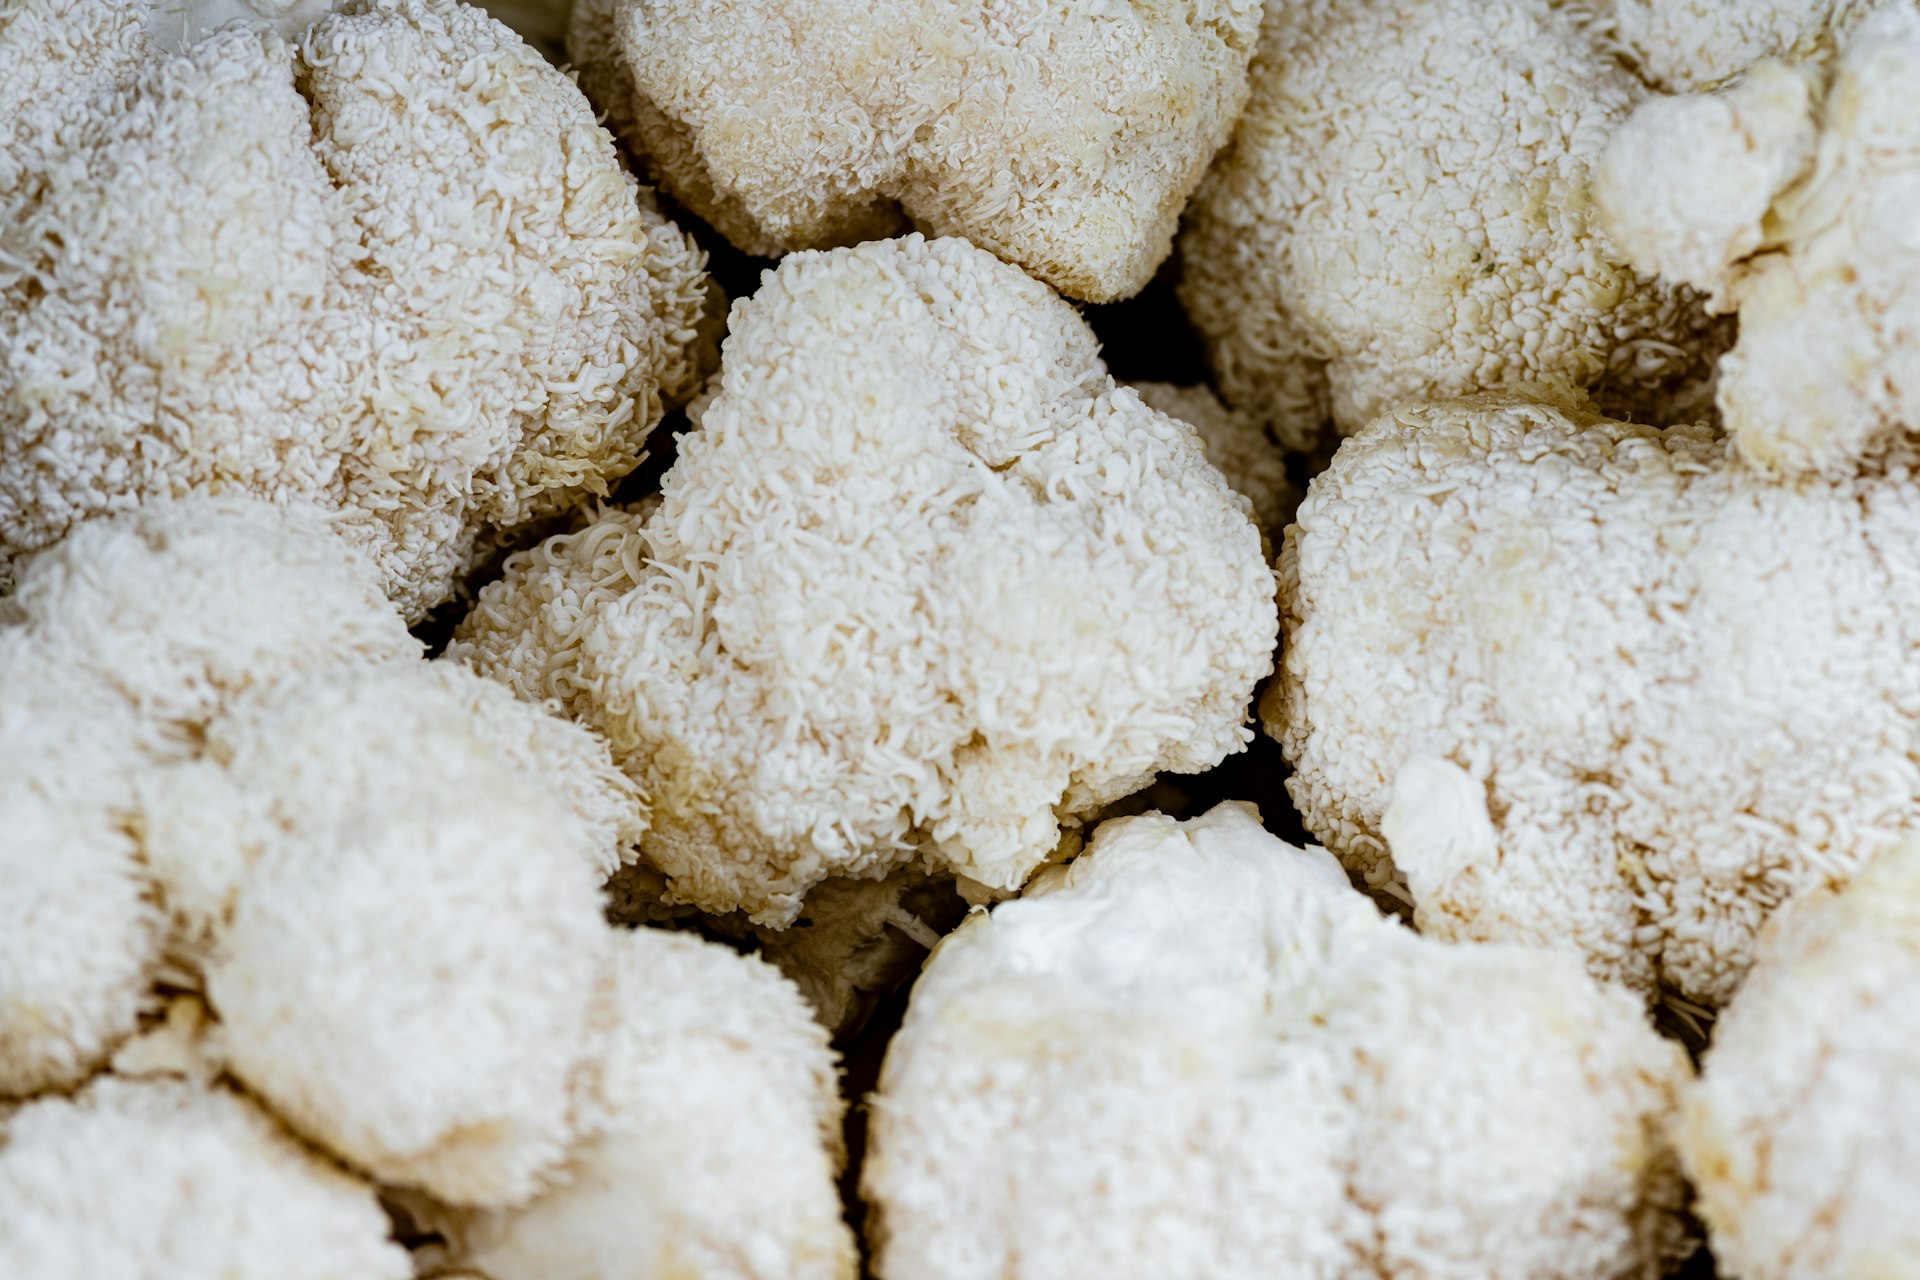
[1597,0,1876,92]
[566,0,1261,302]
[1273,390,1920,1005]
[196,665,612,1207]
[440,929,856,1280]
[1129,381,1298,541]
[0,1077,409,1279]
[0,645,157,1098]
[0,496,413,1097]
[0,495,640,1211]
[0,784,154,1098]
[1598,7,1920,475]
[428,661,650,877]
[452,234,1278,927]
[0,0,713,618]
[1681,840,1920,1279]
[144,659,640,948]
[1179,0,1725,452]
[1595,63,1820,297]
[862,802,1691,1280]
[2,496,419,728]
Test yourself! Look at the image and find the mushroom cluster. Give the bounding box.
[5,1,1917,1277]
